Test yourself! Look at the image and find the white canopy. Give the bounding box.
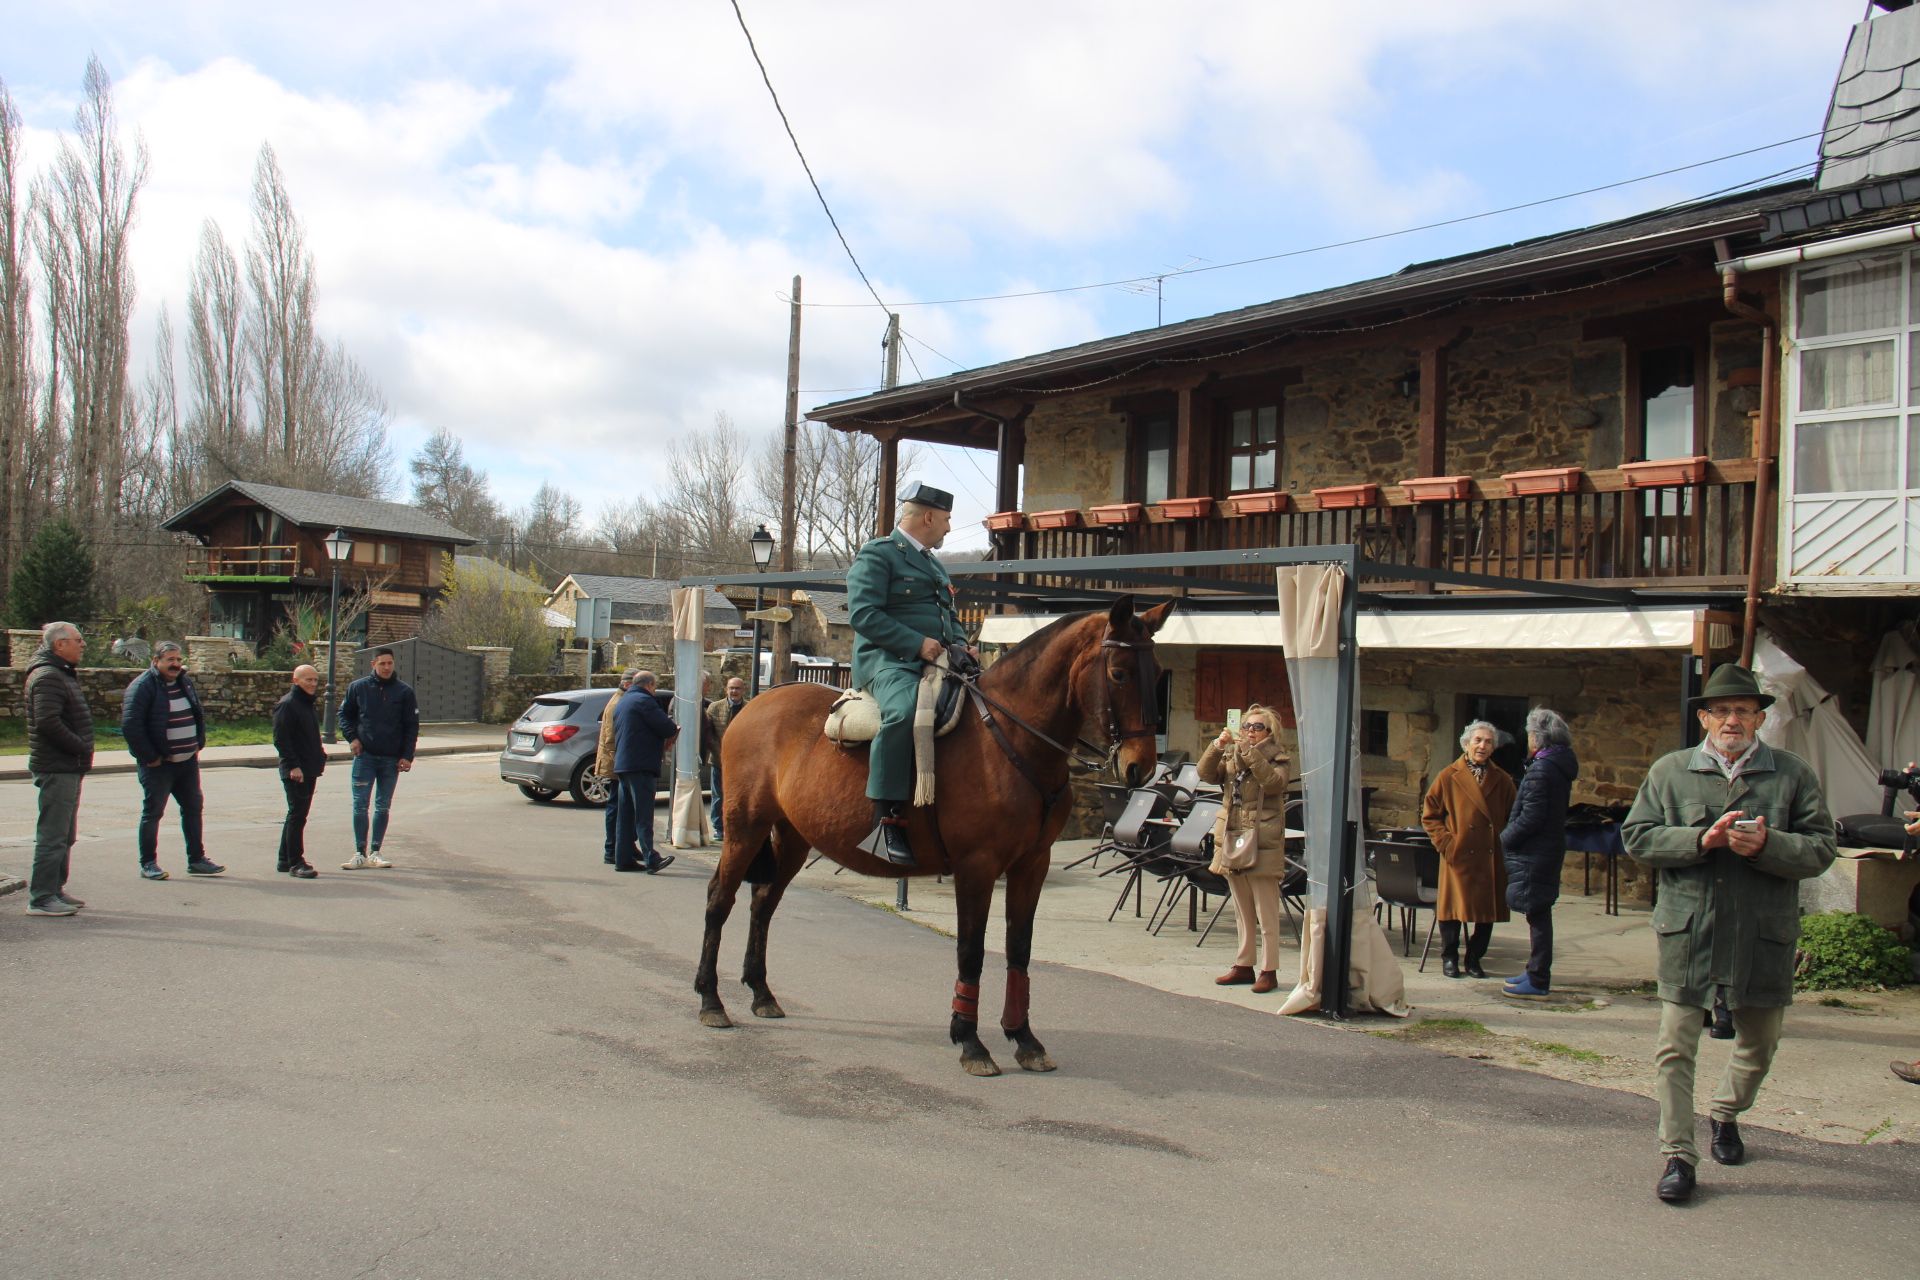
[981,605,1707,651]
[1754,633,1881,819]
[1867,629,1920,772]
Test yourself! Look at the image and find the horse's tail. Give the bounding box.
[744,837,778,886]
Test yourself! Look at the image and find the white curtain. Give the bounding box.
[1868,629,1920,771]
[1273,564,1409,1018]
[670,587,711,847]
[1754,633,1881,819]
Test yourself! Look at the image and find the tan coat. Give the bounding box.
[704,697,746,764]
[592,687,626,778]
[1197,736,1291,877]
[1421,756,1515,923]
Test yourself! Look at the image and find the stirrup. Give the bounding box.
[858,817,916,867]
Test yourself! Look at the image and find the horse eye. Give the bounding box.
[1110,667,1130,684]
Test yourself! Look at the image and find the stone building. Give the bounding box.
[802,4,1920,878]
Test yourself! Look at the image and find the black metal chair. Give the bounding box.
[1147,798,1224,937]
[1062,782,1135,871]
[1100,788,1174,921]
[1370,839,1440,969]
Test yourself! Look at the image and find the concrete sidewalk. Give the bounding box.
[0,722,505,782]
[768,835,1920,1148]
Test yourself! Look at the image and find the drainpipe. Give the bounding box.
[1715,237,1777,668]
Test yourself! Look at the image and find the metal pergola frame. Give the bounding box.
[683,545,1737,1018]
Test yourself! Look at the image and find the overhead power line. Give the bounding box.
[787,121,1880,313]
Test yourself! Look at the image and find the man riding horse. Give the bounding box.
[846,481,969,867]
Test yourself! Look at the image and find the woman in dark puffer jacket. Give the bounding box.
[1499,707,1578,996]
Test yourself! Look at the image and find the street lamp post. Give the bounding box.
[322,527,354,743]
[748,524,776,696]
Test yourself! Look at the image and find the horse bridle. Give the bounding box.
[950,628,1161,810]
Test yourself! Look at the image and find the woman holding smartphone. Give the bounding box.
[1198,704,1292,993]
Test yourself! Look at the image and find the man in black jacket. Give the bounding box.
[121,640,224,880]
[273,665,327,879]
[337,648,419,870]
[24,621,94,916]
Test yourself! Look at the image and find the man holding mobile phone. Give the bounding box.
[1623,664,1835,1205]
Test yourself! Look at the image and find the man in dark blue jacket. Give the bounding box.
[337,648,420,870]
[121,641,223,879]
[612,669,676,873]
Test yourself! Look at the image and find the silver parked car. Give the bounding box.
[498,688,616,806]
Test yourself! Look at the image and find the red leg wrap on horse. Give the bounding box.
[1001,968,1030,1032]
[952,980,980,1021]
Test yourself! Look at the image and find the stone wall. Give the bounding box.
[1021,396,1127,510]
[0,667,295,724]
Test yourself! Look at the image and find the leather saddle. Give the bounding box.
[825,679,967,747]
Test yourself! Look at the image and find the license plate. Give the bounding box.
[511,733,536,750]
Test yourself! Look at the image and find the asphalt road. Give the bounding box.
[2,755,1914,1279]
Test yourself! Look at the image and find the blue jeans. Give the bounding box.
[136,757,204,865]
[615,771,658,869]
[350,753,401,853]
[709,764,724,838]
[604,791,621,863]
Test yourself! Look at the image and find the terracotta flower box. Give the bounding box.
[1311,483,1379,510]
[1619,455,1710,488]
[1028,507,1084,531]
[1399,475,1473,504]
[1228,489,1289,516]
[1087,502,1146,526]
[1501,466,1584,496]
[984,510,1027,532]
[1152,496,1215,520]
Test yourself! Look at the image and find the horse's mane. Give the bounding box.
[983,610,1101,686]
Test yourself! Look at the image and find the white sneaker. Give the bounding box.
[341,853,368,870]
[364,853,392,869]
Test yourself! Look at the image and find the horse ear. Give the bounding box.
[1105,595,1136,632]
[1137,599,1176,636]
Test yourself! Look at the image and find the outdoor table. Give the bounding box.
[1565,822,1627,915]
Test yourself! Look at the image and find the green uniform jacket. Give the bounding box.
[845,529,963,803]
[1622,740,1835,1010]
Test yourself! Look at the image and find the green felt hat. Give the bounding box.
[1689,664,1774,711]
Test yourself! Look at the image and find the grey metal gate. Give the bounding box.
[352,636,484,722]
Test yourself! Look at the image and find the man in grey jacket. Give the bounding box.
[1623,663,1836,1205]
[24,621,95,916]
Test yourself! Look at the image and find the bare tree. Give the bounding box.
[517,481,583,553]
[753,420,909,566]
[0,77,34,588]
[291,339,390,497]
[184,219,248,481]
[34,56,148,534]
[410,428,504,537]
[666,412,753,570]
[245,144,313,466]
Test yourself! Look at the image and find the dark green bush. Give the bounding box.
[1794,911,1910,992]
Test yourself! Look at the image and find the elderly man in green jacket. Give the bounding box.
[845,481,967,867]
[1624,663,1835,1206]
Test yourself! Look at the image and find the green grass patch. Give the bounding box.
[1397,1017,1489,1039]
[1817,995,1872,1011]
[0,717,275,756]
[1607,979,1660,996]
[1862,1116,1894,1143]
[1544,999,1606,1013]
[1526,1040,1606,1064]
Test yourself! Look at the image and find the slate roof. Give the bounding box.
[555,573,742,628]
[163,480,476,544]
[1819,5,1920,191]
[807,181,1819,425]
[794,588,850,627]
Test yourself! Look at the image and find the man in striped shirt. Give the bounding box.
[121,641,225,879]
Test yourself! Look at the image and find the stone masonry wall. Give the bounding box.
[0,668,295,724]
[1020,396,1127,510]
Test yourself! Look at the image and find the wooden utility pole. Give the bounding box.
[771,275,801,686]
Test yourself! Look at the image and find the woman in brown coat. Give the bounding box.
[1420,719,1515,979]
[1198,704,1292,993]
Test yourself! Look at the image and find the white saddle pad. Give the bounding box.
[825,686,966,746]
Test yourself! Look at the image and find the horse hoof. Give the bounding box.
[699,1008,734,1029]
[961,1053,1002,1078]
[751,999,785,1019]
[1016,1048,1057,1073]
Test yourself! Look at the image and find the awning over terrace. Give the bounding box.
[981,605,1714,651]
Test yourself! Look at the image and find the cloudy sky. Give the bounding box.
[2,0,1873,552]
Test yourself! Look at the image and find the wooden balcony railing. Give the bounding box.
[983,460,1759,598]
[187,545,303,578]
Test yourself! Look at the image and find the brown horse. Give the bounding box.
[696,597,1173,1075]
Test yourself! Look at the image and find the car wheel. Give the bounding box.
[518,783,560,803]
[570,759,613,807]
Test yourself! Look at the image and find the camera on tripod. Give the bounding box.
[1837,762,1920,849]
[1878,765,1920,800]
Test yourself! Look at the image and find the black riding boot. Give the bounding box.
[860,801,916,868]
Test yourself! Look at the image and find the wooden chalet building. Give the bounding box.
[163,480,476,648]
[807,2,1920,851]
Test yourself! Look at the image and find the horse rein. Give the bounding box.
[944,629,1161,813]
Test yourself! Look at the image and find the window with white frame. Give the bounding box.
[1785,249,1920,580]
[1789,253,1906,496]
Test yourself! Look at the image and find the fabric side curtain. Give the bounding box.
[670,587,709,847]
[1273,564,1353,913]
[1867,629,1920,774]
